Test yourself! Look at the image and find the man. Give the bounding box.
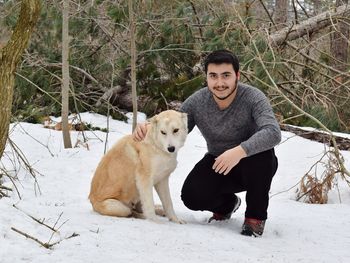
[133,49,281,237]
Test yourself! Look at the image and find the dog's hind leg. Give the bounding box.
[155,204,166,217]
[131,201,145,219]
[92,199,131,217]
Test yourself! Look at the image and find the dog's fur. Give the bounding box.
[89,110,188,223]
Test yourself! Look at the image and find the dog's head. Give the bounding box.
[148,110,188,154]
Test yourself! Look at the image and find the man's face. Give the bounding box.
[206,63,240,101]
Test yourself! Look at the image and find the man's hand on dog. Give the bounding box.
[133,122,149,141]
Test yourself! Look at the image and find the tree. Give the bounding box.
[312,0,322,15]
[274,0,289,29]
[61,0,72,148]
[128,0,137,131]
[0,0,41,158]
[330,0,349,76]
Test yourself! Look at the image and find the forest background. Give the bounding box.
[0,0,349,130]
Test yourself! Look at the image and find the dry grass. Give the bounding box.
[297,149,342,204]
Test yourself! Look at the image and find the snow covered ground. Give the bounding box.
[1,112,350,263]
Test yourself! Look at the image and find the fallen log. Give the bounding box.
[280,124,350,151]
[269,4,350,46]
[95,86,182,113]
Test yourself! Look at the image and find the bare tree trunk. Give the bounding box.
[62,0,72,148]
[312,0,322,15]
[269,4,350,46]
[274,0,289,29]
[0,0,41,158]
[128,0,138,131]
[330,0,349,76]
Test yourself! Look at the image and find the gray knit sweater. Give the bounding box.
[180,83,281,157]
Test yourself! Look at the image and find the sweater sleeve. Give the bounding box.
[180,97,196,133]
[240,97,281,156]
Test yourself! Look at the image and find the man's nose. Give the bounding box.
[216,77,225,85]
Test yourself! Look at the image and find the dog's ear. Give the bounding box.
[148,114,158,125]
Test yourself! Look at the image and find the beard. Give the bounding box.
[211,79,238,101]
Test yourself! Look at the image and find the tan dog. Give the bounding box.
[89,110,188,223]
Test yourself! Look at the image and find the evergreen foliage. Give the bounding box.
[0,0,348,132]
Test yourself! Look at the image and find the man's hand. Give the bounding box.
[132,122,149,141]
[212,146,247,175]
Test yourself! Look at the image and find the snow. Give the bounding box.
[1,112,350,263]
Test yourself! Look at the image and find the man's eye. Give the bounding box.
[161,131,166,135]
[173,129,179,133]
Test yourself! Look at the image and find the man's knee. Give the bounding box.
[240,149,277,178]
[180,154,218,211]
[181,185,206,211]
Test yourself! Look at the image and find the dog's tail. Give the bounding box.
[91,199,132,217]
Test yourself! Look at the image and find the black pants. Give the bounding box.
[181,149,278,220]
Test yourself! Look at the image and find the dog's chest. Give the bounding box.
[150,154,177,184]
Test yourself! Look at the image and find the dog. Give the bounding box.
[89,110,188,223]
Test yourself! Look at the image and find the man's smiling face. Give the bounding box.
[207,63,240,101]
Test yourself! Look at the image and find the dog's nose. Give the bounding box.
[167,146,175,153]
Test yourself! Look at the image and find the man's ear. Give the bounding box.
[236,71,240,80]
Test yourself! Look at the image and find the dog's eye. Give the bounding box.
[161,130,166,135]
[173,129,179,134]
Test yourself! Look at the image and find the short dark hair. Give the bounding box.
[203,49,240,75]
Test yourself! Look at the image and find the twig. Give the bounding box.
[0,185,12,191]
[70,85,88,144]
[0,167,21,199]
[160,92,169,110]
[104,101,111,155]
[47,232,80,248]
[188,0,203,42]
[270,180,301,199]
[103,60,116,154]
[12,204,58,232]
[11,227,79,250]
[47,212,66,244]
[0,181,12,198]
[11,208,79,249]
[8,139,42,195]
[15,72,61,105]
[11,227,52,249]
[17,123,55,157]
